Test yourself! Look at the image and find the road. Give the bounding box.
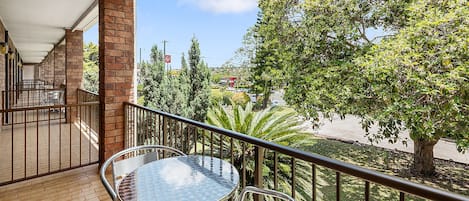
[305,115,469,164]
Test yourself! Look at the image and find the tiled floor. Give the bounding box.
[0,164,110,201]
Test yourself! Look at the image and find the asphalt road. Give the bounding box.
[305,115,469,164]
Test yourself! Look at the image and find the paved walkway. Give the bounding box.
[305,115,468,164]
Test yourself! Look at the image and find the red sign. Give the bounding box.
[164,55,171,63]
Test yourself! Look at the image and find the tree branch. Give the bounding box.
[326,35,356,48]
[358,18,371,44]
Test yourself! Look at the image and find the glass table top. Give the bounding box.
[118,155,240,201]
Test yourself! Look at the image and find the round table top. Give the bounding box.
[118,155,240,201]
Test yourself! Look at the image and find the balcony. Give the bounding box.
[1,99,467,201]
[0,1,467,201]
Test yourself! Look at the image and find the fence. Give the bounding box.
[124,102,467,201]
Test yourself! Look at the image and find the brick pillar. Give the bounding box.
[54,45,66,87]
[65,29,83,121]
[99,0,135,162]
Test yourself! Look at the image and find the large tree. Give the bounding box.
[283,0,408,119]
[354,0,469,175]
[251,0,298,109]
[140,45,166,106]
[279,0,468,175]
[188,37,211,122]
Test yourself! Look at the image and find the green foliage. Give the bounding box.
[188,37,211,122]
[83,42,99,93]
[222,91,234,105]
[210,89,223,105]
[251,0,298,108]
[140,45,190,117]
[354,0,469,151]
[252,0,468,174]
[139,38,210,121]
[140,45,166,107]
[206,102,316,200]
[281,0,409,119]
[231,92,250,107]
[266,0,468,174]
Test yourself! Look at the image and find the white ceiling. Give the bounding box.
[0,0,98,63]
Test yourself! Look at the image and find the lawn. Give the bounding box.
[303,138,469,200]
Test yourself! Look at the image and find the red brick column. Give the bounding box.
[65,29,83,121]
[54,45,66,87]
[99,0,135,162]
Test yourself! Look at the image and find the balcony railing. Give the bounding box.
[124,102,468,201]
[16,79,48,90]
[2,88,65,109]
[77,88,99,104]
[0,102,100,186]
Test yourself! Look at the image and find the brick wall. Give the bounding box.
[34,44,66,87]
[43,50,54,84]
[99,0,135,161]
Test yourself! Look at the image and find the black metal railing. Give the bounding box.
[2,88,65,109]
[77,88,100,136]
[0,102,100,186]
[77,88,99,103]
[16,79,48,90]
[124,102,468,201]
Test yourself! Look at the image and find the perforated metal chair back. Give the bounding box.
[99,145,186,200]
[237,186,295,201]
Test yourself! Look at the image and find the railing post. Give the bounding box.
[124,103,128,148]
[254,146,264,201]
[162,116,168,158]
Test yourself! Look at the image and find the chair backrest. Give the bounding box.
[99,145,186,200]
[237,186,295,201]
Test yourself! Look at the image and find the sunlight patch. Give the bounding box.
[178,0,257,14]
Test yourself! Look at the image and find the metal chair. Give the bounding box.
[99,145,186,200]
[237,186,295,201]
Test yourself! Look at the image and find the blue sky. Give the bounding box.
[84,0,258,68]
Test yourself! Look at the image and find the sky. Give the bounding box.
[84,0,258,68]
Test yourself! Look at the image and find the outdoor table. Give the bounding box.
[118,155,239,201]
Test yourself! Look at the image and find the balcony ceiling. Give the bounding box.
[0,0,98,64]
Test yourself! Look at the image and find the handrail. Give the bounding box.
[124,102,468,201]
[77,88,99,96]
[0,102,99,113]
[3,88,64,92]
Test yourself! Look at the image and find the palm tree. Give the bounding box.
[206,102,315,200]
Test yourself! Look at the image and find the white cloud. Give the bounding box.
[178,0,257,14]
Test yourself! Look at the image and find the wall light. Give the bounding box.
[8,49,15,59]
[0,42,8,55]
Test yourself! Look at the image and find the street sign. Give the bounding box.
[164,55,171,63]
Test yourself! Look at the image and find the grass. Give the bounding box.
[302,138,469,200]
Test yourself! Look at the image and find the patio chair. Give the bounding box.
[99,145,186,201]
[236,186,295,201]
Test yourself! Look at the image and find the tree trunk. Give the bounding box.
[413,138,438,176]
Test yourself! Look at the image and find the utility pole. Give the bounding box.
[162,40,167,56]
[162,40,168,72]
